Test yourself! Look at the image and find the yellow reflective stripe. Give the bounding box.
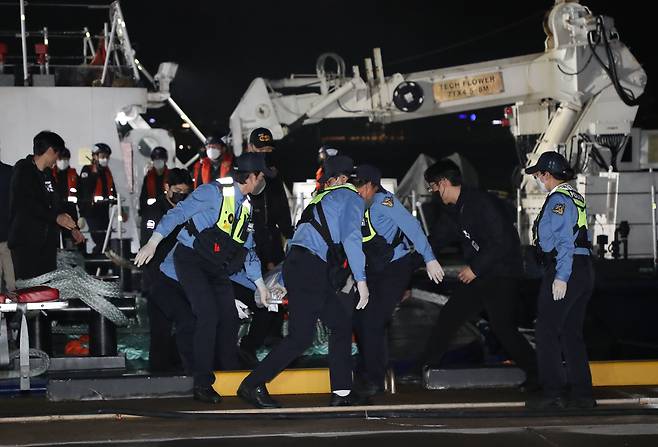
[362,209,376,242]
[310,183,358,205]
[554,188,588,229]
[215,184,250,244]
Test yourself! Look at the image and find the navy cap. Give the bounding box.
[525,151,574,178]
[249,127,274,149]
[320,155,354,182]
[233,152,274,177]
[354,164,382,186]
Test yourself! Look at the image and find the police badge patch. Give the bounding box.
[552,203,565,215]
[381,197,394,207]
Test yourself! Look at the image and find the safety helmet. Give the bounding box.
[150,146,168,160]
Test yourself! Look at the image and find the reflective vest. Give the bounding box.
[533,183,590,250]
[362,208,377,242]
[145,167,168,204]
[193,153,234,189]
[52,167,78,203]
[308,183,358,207]
[214,177,251,244]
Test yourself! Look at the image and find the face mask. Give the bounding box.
[170,191,189,204]
[98,158,109,167]
[206,147,221,160]
[153,159,166,171]
[252,176,266,196]
[534,176,548,193]
[56,159,69,171]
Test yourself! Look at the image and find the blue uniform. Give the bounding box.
[537,184,591,282]
[155,182,262,283]
[291,187,366,281]
[368,190,435,263]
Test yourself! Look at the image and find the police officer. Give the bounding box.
[237,155,370,409]
[351,164,445,396]
[135,152,270,404]
[139,168,194,373]
[79,143,115,253]
[192,133,233,189]
[140,146,169,213]
[525,152,595,410]
[51,147,80,247]
[8,131,83,280]
[420,160,538,388]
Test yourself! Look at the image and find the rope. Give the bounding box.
[15,251,129,326]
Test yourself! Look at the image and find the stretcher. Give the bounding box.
[0,286,68,390]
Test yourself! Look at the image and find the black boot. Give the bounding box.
[237,382,281,409]
[193,386,222,404]
[329,391,372,407]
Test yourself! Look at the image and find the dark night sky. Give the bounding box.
[1,0,656,189]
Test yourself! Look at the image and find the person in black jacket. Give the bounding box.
[0,160,15,291]
[140,168,195,373]
[8,131,84,280]
[420,160,538,389]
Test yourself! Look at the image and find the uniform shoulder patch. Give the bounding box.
[381,196,394,207]
[552,203,565,215]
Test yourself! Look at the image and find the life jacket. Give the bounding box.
[193,153,234,188]
[315,166,324,191]
[186,177,252,272]
[145,167,168,204]
[92,166,115,202]
[533,183,590,253]
[52,167,78,203]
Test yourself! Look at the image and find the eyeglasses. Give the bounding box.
[426,182,438,193]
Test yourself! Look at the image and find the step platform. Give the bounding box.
[213,368,330,396]
[423,361,658,390]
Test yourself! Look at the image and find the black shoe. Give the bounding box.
[567,396,597,409]
[193,386,222,404]
[329,392,372,407]
[525,396,566,410]
[237,382,281,409]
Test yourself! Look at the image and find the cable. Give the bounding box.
[557,51,594,76]
[587,16,642,107]
[387,10,545,67]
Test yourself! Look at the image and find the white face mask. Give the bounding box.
[534,176,548,193]
[98,157,109,167]
[252,176,266,196]
[206,147,221,160]
[153,159,166,171]
[56,159,69,171]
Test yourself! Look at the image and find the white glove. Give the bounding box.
[134,233,163,267]
[426,259,445,284]
[235,300,250,319]
[356,280,369,310]
[552,279,567,301]
[254,278,271,307]
[267,303,279,312]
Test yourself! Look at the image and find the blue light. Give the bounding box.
[470,113,477,121]
[148,117,156,124]
[458,113,467,120]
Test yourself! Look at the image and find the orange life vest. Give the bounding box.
[94,167,115,199]
[315,166,324,191]
[145,167,168,200]
[193,152,234,188]
[52,167,78,197]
